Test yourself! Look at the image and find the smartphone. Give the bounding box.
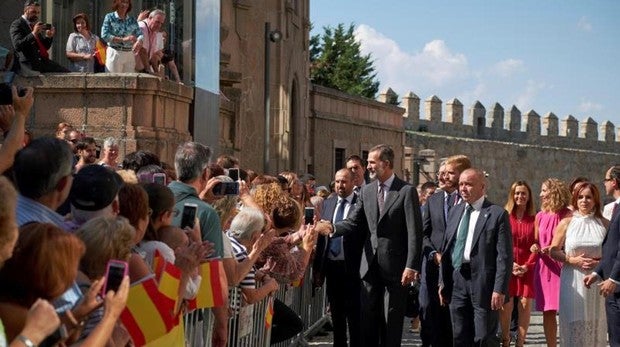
[228,168,240,181]
[102,260,128,295]
[0,73,26,105]
[41,23,52,30]
[180,203,198,229]
[153,173,166,185]
[212,181,239,196]
[304,207,314,225]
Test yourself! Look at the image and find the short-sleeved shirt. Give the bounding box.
[228,235,256,312]
[66,32,99,72]
[168,181,224,258]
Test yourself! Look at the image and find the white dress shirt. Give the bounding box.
[461,196,485,263]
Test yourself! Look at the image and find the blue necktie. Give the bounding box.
[451,204,472,269]
[329,199,347,256]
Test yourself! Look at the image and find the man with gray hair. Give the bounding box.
[167,141,228,347]
[137,9,166,73]
[98,137,120,169]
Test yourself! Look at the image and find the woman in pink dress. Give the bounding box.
[530,178,571,347]
[500,181,537,347]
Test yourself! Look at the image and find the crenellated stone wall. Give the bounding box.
[15,73,193,165]
[401,92,620,204]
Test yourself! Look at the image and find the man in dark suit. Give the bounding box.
[10,0,68,73]
[313,168,361,347]
[584,165,620,346]
[419,155,470,346]
[317,144,422,347]
[439,168,512,346]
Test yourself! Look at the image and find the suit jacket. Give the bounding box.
[333,175,422,282]
[439,198,512,309]
[595,209,620,291]
[313,193,361,280]
[422,191,450,262]
[10,17,53,70]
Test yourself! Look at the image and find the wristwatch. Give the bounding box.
[17,335,36,347]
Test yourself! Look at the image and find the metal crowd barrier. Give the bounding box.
[183,268,329,346]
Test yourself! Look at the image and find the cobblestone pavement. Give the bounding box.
[306,311,557,346]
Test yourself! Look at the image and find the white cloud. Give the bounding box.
[490,59,524,78]
[579,100,603,114]
[515,80,546,112]
[577,16,593,32]
[353,24,469,92]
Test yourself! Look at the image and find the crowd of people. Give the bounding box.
[5,0,181,82]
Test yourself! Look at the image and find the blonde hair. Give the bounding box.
[541,178,571,213]
[444,154,471,173]
[504,180,536,217]
[252,182,284,214]
[76,216,135,279]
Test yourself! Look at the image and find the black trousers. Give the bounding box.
[325,259,361,347]
[449,265,500,347]
[270,298,303,344]
[419,256,452,346]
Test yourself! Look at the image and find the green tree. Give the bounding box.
[310,23,379,99]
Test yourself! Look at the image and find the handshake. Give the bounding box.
[314,220,334,236]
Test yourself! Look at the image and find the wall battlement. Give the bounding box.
[395,91,618,154]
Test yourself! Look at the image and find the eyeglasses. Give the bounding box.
[68,139,78,144]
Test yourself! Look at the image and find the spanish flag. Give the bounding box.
[187,260,228,310]
[264,296,274,330]
[120,277,178,346]
[94,39,106,66]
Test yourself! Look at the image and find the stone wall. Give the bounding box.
[16,73,193,165]
[403,93,620,204]
[310,84,405,185]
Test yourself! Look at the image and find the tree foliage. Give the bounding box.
[310,23,380,99]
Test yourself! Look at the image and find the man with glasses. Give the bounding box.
[10,0,69,73]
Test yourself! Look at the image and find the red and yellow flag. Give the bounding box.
[120,278,178,346]
[94,39,107,65]
[187,259,228,310]
[264,296,274,330]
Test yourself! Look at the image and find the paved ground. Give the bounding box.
[306,311,553,346]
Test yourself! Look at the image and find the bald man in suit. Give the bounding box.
[439,168,512,346]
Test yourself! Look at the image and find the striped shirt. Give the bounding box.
[228,235,256,312]
[16,194,66,227]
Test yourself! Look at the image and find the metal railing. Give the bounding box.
[183,269,329,346]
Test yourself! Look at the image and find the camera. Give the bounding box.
[0,78,27,106]
[41,23,52,30]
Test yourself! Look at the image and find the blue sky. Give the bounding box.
[310,1,620,130]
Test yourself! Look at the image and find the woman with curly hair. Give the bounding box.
[530,178,572,347]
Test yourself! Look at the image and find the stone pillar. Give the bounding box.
[446,98,463,125]
[507,105,521,132]
[601,121,616,143]
[424,95,442,122]
[562,115,578,139]
[523,110,541,137]
[580,117,598,140]
[402,91,420,131]
[543,112,558,136]
[469,101,486,135]
[378,87,398,105]
[487,102,504,129]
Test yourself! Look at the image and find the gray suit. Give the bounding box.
[334,175,422,347]
[440,199,512,346]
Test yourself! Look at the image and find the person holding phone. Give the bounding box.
[10,0,69,73]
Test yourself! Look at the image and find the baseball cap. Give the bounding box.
[70,164,123,211]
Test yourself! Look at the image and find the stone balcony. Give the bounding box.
[15,73,194,165]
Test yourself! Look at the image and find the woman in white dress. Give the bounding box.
[549,181,608,346]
